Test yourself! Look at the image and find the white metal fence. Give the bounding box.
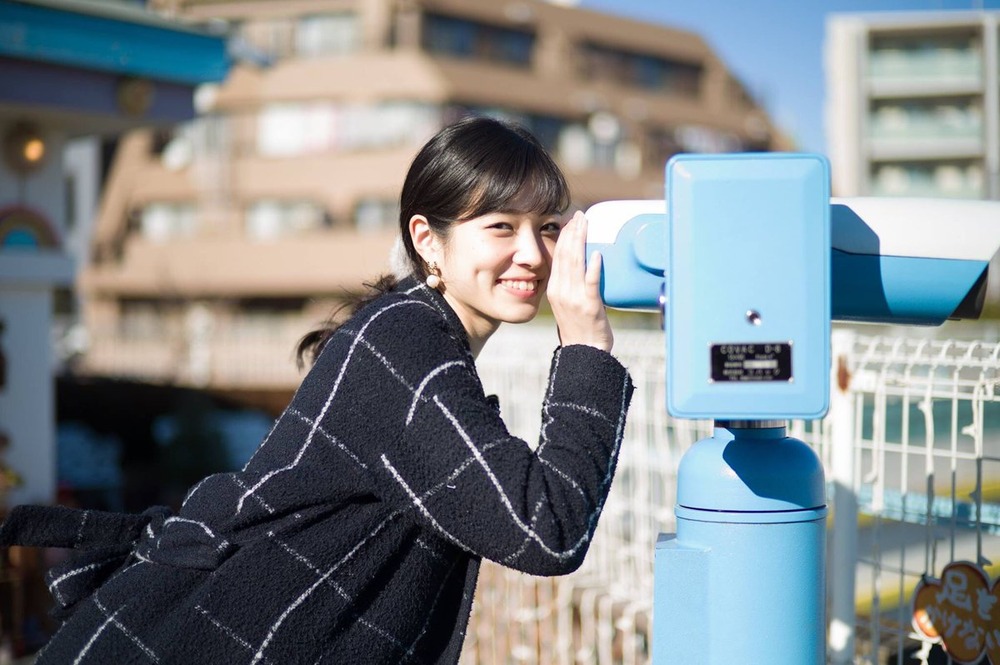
[829,331,1000,665]
[462,324,1000,665]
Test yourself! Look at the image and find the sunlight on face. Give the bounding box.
[437,211,563,345]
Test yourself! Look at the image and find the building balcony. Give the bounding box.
[866,49,983,97]
[868,48,982,94]
[869,161,985,199]
[82,226,398,298]
[79,322,307,391]
[866,135,983,161]
[867,181,984,199]
[869,51,980,76]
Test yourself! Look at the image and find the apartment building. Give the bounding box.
[79,0,790,406]
[826,11,1000,200]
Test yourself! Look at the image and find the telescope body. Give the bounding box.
[589,153,1000,665]
[654,426,827,664]
[587,195,1000,327]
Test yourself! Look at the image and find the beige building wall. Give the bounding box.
[80,0,791,403]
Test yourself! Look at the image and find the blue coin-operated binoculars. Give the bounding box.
[586,153,1000,664]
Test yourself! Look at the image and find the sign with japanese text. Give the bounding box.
[912,561,1000,664]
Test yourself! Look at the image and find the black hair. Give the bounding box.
[296,115,570,366]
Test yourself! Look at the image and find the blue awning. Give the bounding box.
[0,0,230,86]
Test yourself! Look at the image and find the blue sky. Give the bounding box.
[580,0,1000,154]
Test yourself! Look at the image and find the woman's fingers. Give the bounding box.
[556,213,588,283]
[554,211,584,278]
[585,250,603,290]
[547,212,613,352]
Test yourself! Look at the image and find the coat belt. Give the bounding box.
[0,504,235,617]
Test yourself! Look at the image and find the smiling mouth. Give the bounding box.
[499,279,540,294]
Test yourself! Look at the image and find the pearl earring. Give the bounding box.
[426,262,442,289]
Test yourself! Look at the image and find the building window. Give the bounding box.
[868,99,982,140]
[442,105,648,177]
[233,298,307,338]
[551,115,642,178]
[871,161,984,198]
[445,105,566,153]
[296,13,360,57]
[421,13,535,67]
[673,125,744,153]
[257,102,440,157]
[246,200,330,241]
[120,300,179,340]
[238,18,297,60]
[257,104,337,157]
[157,115,228,168]
[354,198,399,233]
[140,203,197,242]
[644,127,683,171]
[337,102,441,150]
[579,42,702,96]
[64,173,76,232]
[868,33,981,82]
[556,123,593,172]
[246,200,329,240]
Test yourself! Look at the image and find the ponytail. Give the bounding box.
[295,273,399,368]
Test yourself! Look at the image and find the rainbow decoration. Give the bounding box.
[0,206,61,250]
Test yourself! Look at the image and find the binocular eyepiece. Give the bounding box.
[585,153,1000,420]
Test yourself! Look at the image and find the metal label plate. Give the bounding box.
[710,342,793,382]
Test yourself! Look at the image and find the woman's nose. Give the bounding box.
[513,229,546,267]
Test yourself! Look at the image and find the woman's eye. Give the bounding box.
[488,222,514,231]
[541,223,562,235]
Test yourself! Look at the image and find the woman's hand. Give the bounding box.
[547,211,614,352]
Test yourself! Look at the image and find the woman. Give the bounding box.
[2,116,633,663]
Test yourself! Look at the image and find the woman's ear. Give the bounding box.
[409,215,440,265]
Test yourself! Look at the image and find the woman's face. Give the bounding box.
[437,210,562,343]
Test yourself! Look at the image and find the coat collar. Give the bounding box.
[394,276,471,351]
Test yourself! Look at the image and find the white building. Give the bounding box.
[825,11,1000,200]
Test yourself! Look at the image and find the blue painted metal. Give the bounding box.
[677,426,826,511]
[594,213,666,310]
[584,153,996,663]
[0,0,229,85]
[831,251,987,325]
[587,208,988,328]
[590,223,987,328]
[665,153,831,421]
[654,426,828,664]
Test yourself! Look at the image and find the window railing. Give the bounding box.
[868,48,982,82]
[868,163,985,198]
[868,182,984,199]
[867,123,982,141]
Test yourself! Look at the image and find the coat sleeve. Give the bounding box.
[339,301,634,576]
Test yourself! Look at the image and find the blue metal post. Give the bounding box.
[653,423,827,664]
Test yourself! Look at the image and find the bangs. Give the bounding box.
[458,139,569,221]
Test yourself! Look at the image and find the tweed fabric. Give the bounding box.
[8,278,633,664]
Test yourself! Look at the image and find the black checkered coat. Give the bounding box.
[6,278,633,664]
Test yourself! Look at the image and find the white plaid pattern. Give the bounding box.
[35,279,633,664]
